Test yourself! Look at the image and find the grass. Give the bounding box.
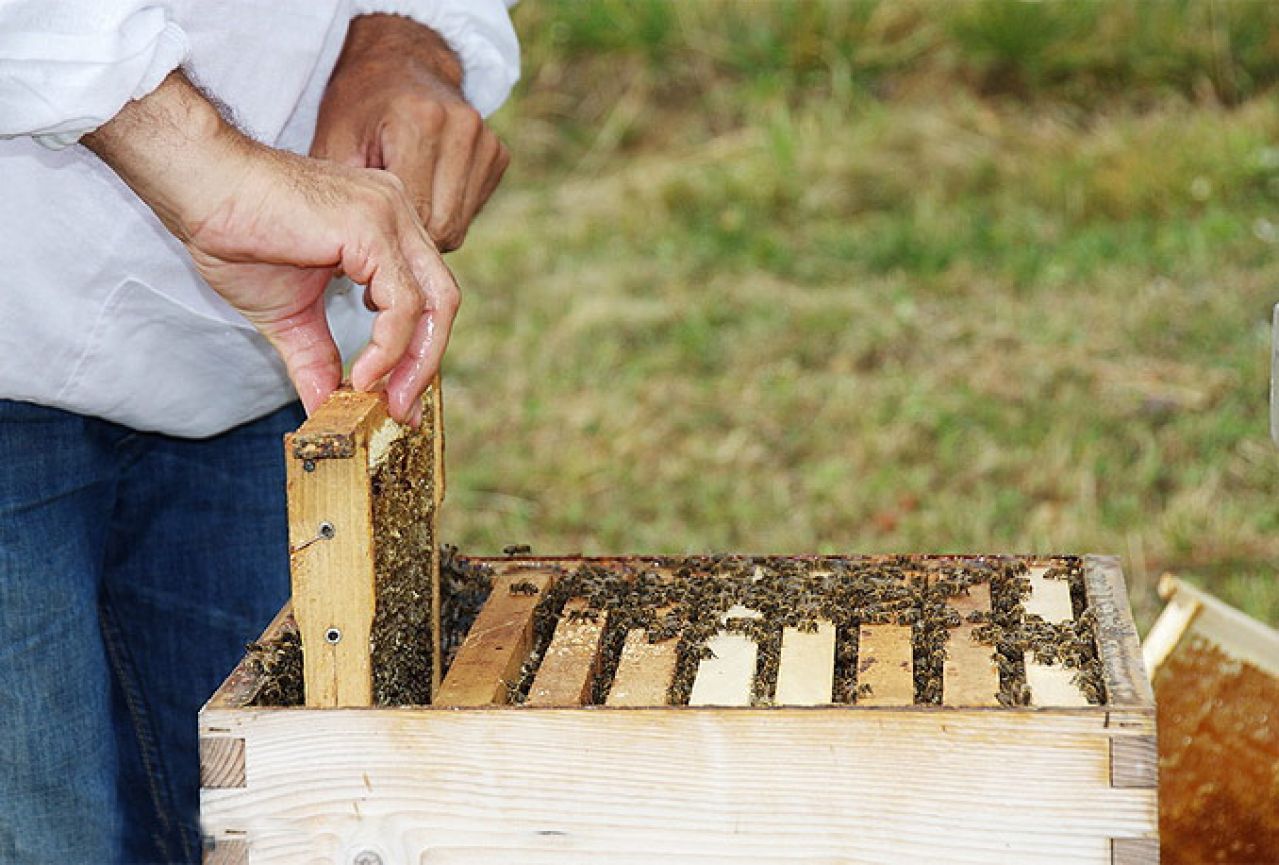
[440,0,1279,632]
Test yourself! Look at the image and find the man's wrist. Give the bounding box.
[83,70,246,242]
[343,14,464,94]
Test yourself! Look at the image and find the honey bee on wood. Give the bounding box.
[508,580,541,597]
[996,681,1032,707]
[503,544,533,556]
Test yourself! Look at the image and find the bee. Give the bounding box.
[895,609,921,626]
[508,580,541,597]
[1006,682,1032,706]
[503,544,532,556]
[566,609,600,624]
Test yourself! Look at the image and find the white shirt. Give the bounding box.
[0,0,519,437]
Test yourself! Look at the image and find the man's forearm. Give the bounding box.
[83,71,241,243]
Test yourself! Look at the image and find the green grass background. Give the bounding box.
[441,0,1279,631]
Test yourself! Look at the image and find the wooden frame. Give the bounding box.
[1143,574,1279,680]
[285,384,443,707]
[200,555,1158,864]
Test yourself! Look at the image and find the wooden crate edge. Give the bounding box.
[1082,555,1154,708]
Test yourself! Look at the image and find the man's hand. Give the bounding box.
[312,13,510,252]
[83,71,456,425]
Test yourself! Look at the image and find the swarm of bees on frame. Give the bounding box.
[245,629,303,706]
[248,551,1107,708]
[367,427,438,706]
[975,557,1106,706]
[493,553,1107,707]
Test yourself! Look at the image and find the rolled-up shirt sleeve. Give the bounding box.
[0,1,188,148]
[350,0,520,117]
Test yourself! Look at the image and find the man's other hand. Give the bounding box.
[84,71,456,426]
[312,13,510,253]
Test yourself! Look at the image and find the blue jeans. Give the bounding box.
[0,399,303,864]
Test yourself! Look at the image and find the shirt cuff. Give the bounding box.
[0,6,189,149]
[349,0,520,117]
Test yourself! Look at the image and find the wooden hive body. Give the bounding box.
[200,555,1157,865]
[201,391,1157,863]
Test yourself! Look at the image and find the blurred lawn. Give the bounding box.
[441,0,1279,631]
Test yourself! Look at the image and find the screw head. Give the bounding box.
[318,522,335,539]
[302,459,317,473]
[325,628,342,644]
[353,853,382,865]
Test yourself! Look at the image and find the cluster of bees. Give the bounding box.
[368,431,439,706]
[245,629,303,706]
[492,554,1106,707]
[246,551,1106,708]
[977,557,1107,706]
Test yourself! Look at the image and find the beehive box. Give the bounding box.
[200,552,1158,864]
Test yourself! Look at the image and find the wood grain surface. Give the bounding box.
[942,582,1000,706]
[435,570,555,707]
[526,598,607,707]
[774,620,835,705]
[201,706,1157,864]
[856,624,914,706]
